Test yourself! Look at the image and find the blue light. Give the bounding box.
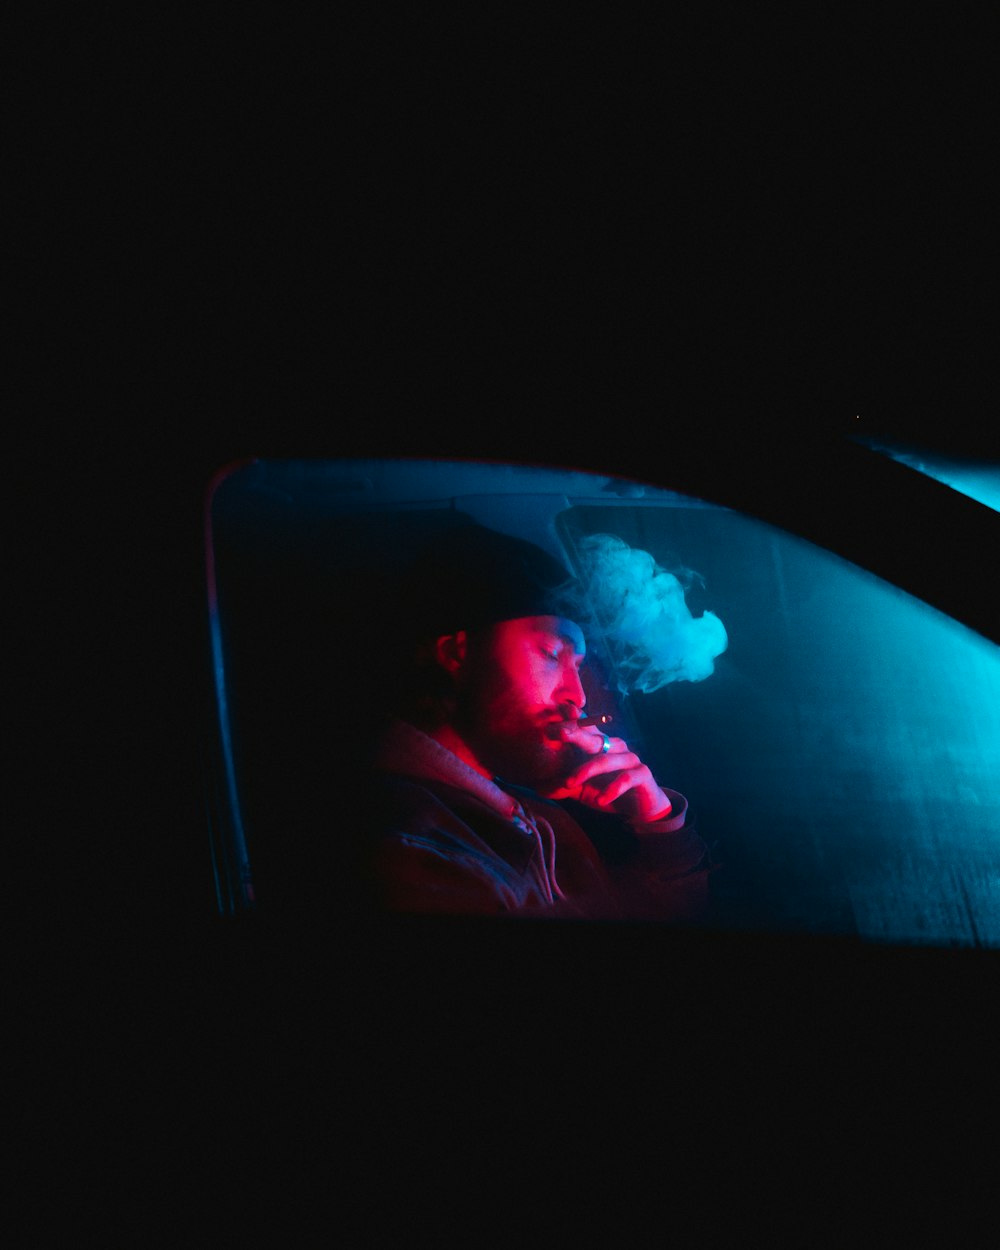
[857,436,1000,512]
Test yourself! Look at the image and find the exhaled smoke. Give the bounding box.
[559,533,728,695]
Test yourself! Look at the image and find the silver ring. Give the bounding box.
[601,733,611,755]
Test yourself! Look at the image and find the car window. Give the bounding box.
[557,503,1000,947]
[205,458,1000,946]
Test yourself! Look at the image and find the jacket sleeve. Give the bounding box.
[372,834,517,915]
[555,789,716,922]
[367,777,603,916]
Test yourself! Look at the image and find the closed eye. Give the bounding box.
[540,646,583,669]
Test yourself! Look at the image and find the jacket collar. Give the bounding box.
[375,719,523,821]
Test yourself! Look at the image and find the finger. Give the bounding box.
[592,769,641,807]
[574,735,629,761]
[579,770,640,808]
[565,750,640,789]
[556,725,617,752]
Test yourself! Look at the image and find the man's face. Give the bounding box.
[452,614,590,787]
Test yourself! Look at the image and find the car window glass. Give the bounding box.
[206,459,1000,946]
[558,503,1000,946]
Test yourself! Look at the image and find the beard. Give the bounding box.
[452,681,587,790]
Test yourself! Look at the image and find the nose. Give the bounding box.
[559,666,586,715]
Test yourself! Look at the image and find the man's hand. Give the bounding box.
[539,724,673,825]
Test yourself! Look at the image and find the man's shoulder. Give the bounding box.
[368,769,555,887]
[370,770,508,832]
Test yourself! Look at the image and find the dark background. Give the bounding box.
[12,10,998,1232]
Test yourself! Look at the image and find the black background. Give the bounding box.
[12,10,998,1235]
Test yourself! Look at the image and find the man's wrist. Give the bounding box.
[644,796,673,823]
[632,789,688,833]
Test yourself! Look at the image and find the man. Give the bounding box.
[364,522,714,920]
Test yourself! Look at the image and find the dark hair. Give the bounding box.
[400,520,576,640]
[386,521,577,728]
[389,636,459,730]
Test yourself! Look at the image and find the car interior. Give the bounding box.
[204,456,1000,948]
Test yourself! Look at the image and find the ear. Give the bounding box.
[433,631,468,674]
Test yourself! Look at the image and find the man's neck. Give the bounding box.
[424,723,494,781]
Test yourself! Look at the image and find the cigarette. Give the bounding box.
[545,712,614,741]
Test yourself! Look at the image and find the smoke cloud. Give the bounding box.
[559,533,728,695]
